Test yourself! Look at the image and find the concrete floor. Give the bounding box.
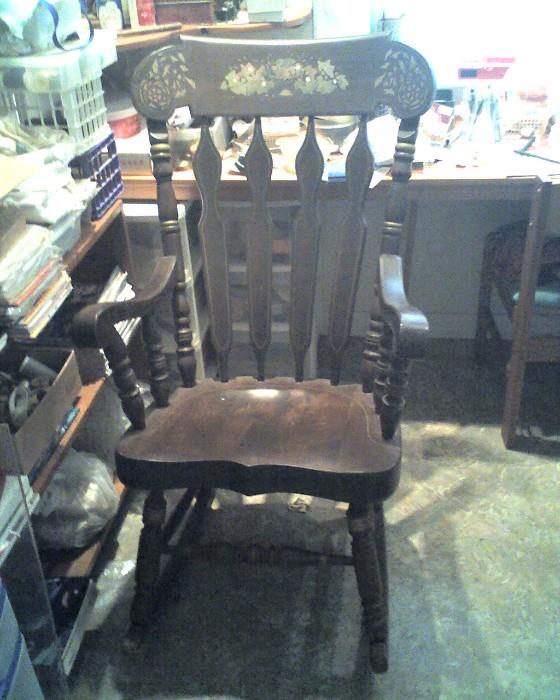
[68,343,560,699]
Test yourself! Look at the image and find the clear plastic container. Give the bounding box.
[0,31,116,94]
[0,32,116,154]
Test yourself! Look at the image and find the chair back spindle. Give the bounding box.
[192,122,233,380]
[290,116,324,381]
[362,117,420,437]
[379,116,419,255]
[244,117,274,379]
[148,119,197,386]
[142,313,171,406]
[104,327,146,429]
[327,116,374,384]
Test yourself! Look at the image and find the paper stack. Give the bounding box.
[0,218,72,340]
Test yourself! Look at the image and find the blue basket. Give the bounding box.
[71,131,123,220]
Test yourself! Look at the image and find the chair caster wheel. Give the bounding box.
[369,641,388,673]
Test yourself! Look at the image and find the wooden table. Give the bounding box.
[123,159,544,203]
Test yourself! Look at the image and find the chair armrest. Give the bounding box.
[378,253,429,359]
[73,256,176,349]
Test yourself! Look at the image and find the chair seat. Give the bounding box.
[116,377,401,503]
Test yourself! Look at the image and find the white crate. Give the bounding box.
[0,75,108,155]
[0,31,116,155]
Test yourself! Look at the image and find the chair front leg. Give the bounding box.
[126,489,166,649]
[347,502,389,673]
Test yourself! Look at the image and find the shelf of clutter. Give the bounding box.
[114,1,313,51]
[0,29,138,683]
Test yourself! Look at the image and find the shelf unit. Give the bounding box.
[0,199,135,683]
[114,3,313,51]
[31,378,105,498]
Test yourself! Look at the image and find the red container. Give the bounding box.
[109,108,141,138]
[155,0,215,24]
[137,0,157,25]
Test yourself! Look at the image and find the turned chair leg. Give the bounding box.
[347,501,389,673]
[126,489,166,650]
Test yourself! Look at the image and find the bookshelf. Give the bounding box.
[0,198,135,680]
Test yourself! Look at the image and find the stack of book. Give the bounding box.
[0,216,72,341]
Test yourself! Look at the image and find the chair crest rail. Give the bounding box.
[131,35,434,121]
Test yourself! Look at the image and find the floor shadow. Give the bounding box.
[73,557,377,698]
[68,462,509,700]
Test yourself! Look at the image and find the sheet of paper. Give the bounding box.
[0,154,41,200]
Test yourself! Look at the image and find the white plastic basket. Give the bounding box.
[0,31,116,155]
[0,74,108,155]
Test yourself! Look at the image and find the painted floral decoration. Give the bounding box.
[374,48,432,115]
[220,58,349,97]
[136,48,196,114]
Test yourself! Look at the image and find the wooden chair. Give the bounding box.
[74,35,434,673]
[475,177,560,447]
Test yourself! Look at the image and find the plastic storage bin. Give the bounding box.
[0,31,116,155]
[70,132,123,220]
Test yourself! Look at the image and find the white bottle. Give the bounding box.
[97,0,124,30]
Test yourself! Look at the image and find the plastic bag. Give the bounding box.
[34,448,119,550]
[0,1,90,55]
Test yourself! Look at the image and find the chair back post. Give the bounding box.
[363,117,419,436]
[148,118,197,387]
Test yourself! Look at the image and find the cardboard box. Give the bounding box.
[0,348,82,476]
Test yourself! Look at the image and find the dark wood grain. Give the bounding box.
[116,377,401,503]
[347,502,388,673]
[142,313,170,407]
[380,117,419,255]
[193,123,232,380]
[126,489,166,648]
[290,117,323,381]
[149,119,197,387]
[364,118,425,436]
[245,117,273,379]
[327,116,373,384]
